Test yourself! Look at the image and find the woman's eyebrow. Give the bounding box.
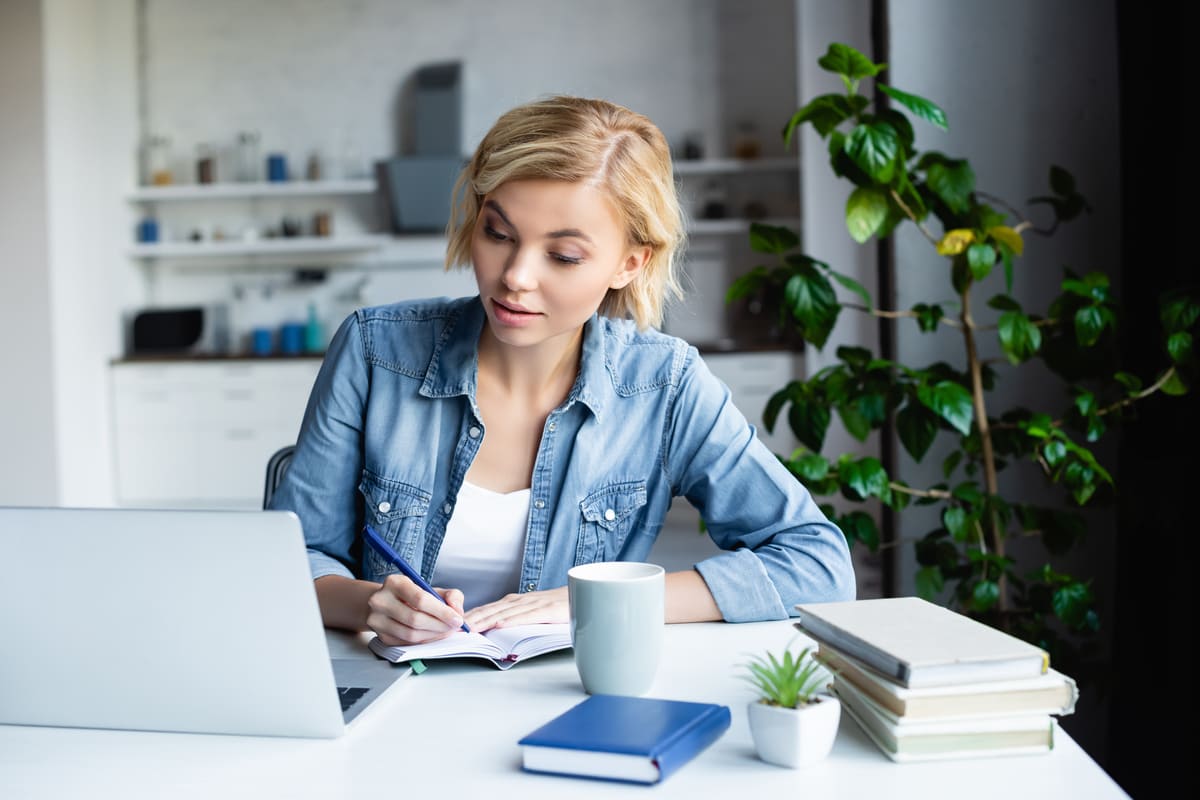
[483,199,514,228]
[547,228,593,244]
[482,199,593,244]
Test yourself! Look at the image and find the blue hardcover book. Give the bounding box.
[517,694,732,784]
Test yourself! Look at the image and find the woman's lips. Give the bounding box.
[491,298,541,327]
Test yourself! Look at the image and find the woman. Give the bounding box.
[270,95,855,647]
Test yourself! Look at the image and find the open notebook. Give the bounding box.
[368,623,571,669]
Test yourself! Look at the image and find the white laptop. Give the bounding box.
[0,506,411,738]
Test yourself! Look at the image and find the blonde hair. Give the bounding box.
[445,95,686,330]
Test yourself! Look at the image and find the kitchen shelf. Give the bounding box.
[673,157,799,177]
[126,179,377,202]
[127,234,390,259]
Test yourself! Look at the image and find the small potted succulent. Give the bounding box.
[739,642,840,768]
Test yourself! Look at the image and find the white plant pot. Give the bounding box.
[747,694,841,768]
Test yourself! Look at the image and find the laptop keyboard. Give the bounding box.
[338,686,370,712]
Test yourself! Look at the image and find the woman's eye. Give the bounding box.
[483,225,509,242]
[551,253,582,265]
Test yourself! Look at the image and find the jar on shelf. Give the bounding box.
[196,142,216,184]
[235,130,261,182]
[699,180,729,220]
[142,134,173,186]
[733,121,762,160]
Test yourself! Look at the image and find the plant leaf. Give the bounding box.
[967,242,995,281]
[818,42,883,81]
[922,156,975,215]
[783,266,840,348]
[1074,306,1104,347]
[827,269,873,310]
[896,402,938,461]
[749,222,800,254]
[878,84,948,130]
[788,398,831,452]
[846,187,889,244]
[997,311,1042,364]
[917,380,975,436]
[844,121,900,182]
[987,225,1024,257]
[936,228,975,256]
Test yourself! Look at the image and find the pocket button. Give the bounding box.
[604,508,616,521]
[378,501,391,513]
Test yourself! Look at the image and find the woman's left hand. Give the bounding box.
[464,586,569,632]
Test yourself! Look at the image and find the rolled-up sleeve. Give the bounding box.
[268,312,369,581]
[665,348,856,622]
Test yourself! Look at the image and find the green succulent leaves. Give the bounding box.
[738,644,830,708]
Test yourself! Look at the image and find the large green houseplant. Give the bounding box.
[729,43,1198,672]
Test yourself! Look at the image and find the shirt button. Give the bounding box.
[548,422,556,432]
[525,582,536,591]
[604,508,616,521]
[534,499,545,509]
[442,502,452,514]
[377,501,391,513]
[468,426,481,438]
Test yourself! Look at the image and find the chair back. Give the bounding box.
[262,445,296,509]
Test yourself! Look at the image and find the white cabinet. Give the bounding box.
[111,360,321,509]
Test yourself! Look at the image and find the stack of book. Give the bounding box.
[795,597,1078,763]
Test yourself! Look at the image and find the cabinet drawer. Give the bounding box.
[112,361,319,429]
[115,425,295,507]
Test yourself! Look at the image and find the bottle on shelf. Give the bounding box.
[235,131,261,182]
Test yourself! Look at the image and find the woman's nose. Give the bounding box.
[502,247,539,292]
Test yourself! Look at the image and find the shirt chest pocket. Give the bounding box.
[358,472,431,580]
[576,481,648,565]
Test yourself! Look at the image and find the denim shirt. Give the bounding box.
[269,295,855,622]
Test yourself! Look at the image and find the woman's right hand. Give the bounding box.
[365,574,468,646]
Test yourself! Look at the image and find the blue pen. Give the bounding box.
[362,523,471,633]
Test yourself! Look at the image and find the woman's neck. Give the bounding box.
[476,324,583,410]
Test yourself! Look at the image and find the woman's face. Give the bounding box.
[471,179,647,352]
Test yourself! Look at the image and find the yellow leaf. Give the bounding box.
[988,225,1025,256]
[936,228,975,256]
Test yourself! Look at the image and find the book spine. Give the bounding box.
[797,621,910,684]
[648,706,732,782]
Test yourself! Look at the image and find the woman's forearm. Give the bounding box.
[314,574,381,632]
[665,569,722,623]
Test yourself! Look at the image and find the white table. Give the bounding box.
[0,621,1129,799]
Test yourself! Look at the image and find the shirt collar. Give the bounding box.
[420,296,610,422]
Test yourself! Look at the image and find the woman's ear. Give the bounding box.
[610,245,652,290]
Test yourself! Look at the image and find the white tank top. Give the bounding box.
[431,480,531,608]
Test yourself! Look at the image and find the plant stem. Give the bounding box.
[960,286,1006,608]
[888,482,952,500]
[844,303,963,329]
[1095,366,1177,417]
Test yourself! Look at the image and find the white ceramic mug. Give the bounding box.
[567,561,665,696]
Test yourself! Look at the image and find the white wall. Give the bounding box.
[0,0,59,505]
[42,0,139,507]
[888,0,1121,599]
